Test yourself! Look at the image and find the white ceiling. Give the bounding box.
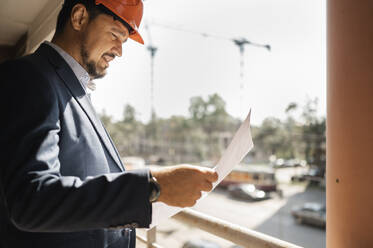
[0,0,50,45]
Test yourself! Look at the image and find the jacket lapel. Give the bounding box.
[37,44,125,172]
[71,89,125,172]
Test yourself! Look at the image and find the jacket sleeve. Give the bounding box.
[0,58,152,232]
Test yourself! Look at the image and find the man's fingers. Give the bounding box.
[195,191,202,200]
[200,180,214,192]
[154,165,219,208]
[203,170,218,183]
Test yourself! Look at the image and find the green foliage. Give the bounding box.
[252,98,325,168]
[123,104,136,124]
[99,95,325,167]
[100,94,239,164]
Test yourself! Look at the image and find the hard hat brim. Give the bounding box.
[95,0,144,45]
[119,15,144,45]
[130,31,144,44]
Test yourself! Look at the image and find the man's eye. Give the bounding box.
[111,33,117,40]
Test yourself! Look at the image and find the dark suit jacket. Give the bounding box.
[0,43,152,248]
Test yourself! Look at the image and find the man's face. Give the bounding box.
[80,13,129,79]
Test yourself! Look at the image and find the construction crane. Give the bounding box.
[145,22,158,121]
[233,38,271,115]
[149,22,271,118]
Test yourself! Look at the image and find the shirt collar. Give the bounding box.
[44,41,93,93]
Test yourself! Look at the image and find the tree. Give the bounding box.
[189,93,237,134]
[301,98,326,167]
[251,99,325,164]
[123,104,136,124]
[253,117,288,158]
[285,102,298,114]
[188,93,239,160]
[189,96,206,121]
[100,94,326,167]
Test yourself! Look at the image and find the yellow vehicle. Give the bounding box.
[220,165,277,192]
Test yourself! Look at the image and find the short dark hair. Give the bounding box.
[55,0,133,35]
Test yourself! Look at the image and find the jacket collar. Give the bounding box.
[35,43,125,172]
[36,43,86,97]
[44,41,91,94]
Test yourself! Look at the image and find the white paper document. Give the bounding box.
[150,110,254,227]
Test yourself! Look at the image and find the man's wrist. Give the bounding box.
[148,172,161,203]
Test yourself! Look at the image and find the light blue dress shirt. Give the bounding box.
[44,41,94,94]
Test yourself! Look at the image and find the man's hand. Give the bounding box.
[150,165,218,208]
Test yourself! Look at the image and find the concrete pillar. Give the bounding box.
[327,0,373,247]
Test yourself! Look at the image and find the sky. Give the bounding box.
[91,0,326,125]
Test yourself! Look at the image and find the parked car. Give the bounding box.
[271,158,284,168]
[291,202,326,228]
[291,166,325,184]
[228,184,270,201]
[273,158,307,168]
[182,240,221,248]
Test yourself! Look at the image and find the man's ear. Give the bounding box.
[70,4,90,31]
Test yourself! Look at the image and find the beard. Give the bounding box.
[80,41,106,80]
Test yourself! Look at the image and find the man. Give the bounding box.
[0,0,218,247]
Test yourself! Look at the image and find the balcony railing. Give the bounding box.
[137,208,303,248]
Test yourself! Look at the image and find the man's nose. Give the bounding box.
[112,43,122,57]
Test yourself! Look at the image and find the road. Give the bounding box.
[138,168,326,248]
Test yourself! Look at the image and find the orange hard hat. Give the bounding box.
[95,0,144,44]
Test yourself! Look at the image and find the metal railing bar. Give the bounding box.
[136,234,163,248]
[172,208,303,248]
